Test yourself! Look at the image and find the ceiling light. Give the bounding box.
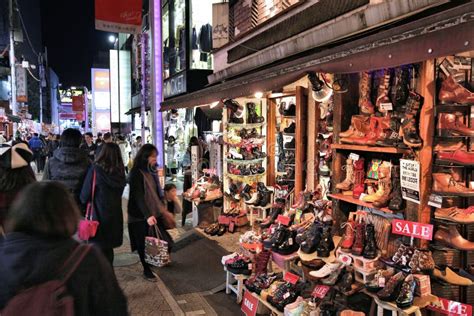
[210,101,219,108]
[254,91,264,99]
[307,72,333,103]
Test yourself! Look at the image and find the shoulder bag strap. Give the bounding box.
[86,169,97,220]
[59,244,92,284]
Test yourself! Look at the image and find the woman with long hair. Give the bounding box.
[128,144,174,281]
[80,143,126,265]
[0,181,127,315]
[0,142,36,234]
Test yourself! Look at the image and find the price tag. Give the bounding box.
[241,290,259,316]
[312,285,331,298]
[378,277,386,288]
[283,292,290,299]
[359,193,368,201]
[392,219,434,241]
[276,215,291,226]
[338,254,352,266]
[427,297,472,316]
[428,194,443,208]
[288,237,293,245]
[284,272,299,284]
[379,102,393,111]
[349,153,360,161]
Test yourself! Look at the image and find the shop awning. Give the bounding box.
[6,114,21,123]
[161,1,474,111]
[125,106,151,115]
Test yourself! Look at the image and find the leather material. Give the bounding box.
[395,275,416,308]
[388,165,404,211]
[377,272,406,301]
[438,75,474,105]
[362,223,377,259]
[434,140,467,152]
[351,223,365,256]
[434,206,474,224]
[434,225,474,251]
[336,159,354,191]
[439,113,474,137]
[432,173,474,197]
[358,71,375,115]
[437,150,474,166]
[433,267,473,286]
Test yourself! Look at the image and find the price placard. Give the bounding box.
[392,219,434,241]
[348,153,360,161]
[427,297,472,316]
[428,193,443,208]
[241,290,259,316]
[284,272,299,285]
[276,215,291,226]
[312,285,331,298]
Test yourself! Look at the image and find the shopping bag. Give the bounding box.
[145,225,170,267]
[78,170,99,241]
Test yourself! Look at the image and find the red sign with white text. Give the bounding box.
[241,290,259,316]
[95,0,142,34]
[391,219,433,241]
[276,215,291,226]
[284,272,299,285]
[427,297,472,316]
[312,285,331,298]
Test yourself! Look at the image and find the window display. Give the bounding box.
[190,0,214,70]
[162,0,186,79]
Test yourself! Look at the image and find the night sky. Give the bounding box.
[40,0,113,89]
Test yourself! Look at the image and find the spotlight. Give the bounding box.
[254,91,264,99]
[108,35,116,43]
[307,72,333,102]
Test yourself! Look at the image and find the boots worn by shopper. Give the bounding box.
[438,75,474,105]
[432,172,474,197]
[399,91,423,148]
[247,102,264,124]
[351,222,365,256]
[352,158,365,199]
[336,159,354,191]
[388,165,405,211]
[439,113,474,137]
[358,71,375,115]
[362,223,377,259]
[375,69,392,114]
[372,163,392,208]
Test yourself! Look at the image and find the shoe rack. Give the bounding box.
[223,98,268,227]
[330,61,436,250]
[266,86,308,197]
[430,54,474,305]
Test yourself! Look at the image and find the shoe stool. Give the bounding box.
[224,268,250,304]
[249,205,269,226]
[371,295,422,316]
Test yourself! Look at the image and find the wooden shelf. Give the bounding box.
[282,115,296,119]
[435,103,472,112]
[332,143,410,154]
[328,193,393,214]
[226,122,266,128]
[226,157,266,165]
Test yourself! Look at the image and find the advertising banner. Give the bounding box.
[95,0,142,34]
[400,159,420,204]
[16,66,27,102]
[72,95,85,112]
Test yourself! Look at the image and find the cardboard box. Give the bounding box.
[413,274,431,296]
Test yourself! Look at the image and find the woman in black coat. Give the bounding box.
[80,143,126,265]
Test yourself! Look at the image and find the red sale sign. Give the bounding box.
[241,290,259,316]
[312,285,331,298]
[284,272,299,285]
[427,297,472,316]
[276,215,291,226]
[391,219,433,241]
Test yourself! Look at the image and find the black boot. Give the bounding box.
[363,223,377,259]
[284,138,295,149]
[400,91,423,148]
[391,67,410,109]
[316,225,335,257]
[240,184,252,201]
[283,122,296,133]
[388,165,405,211]
[260,207,282,228]
[225,99,244,124]
[247,102,264,123]
[259,191,272,207]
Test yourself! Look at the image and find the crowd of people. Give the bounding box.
[0,128,182,315]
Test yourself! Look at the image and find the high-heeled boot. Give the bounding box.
[336,159,354,191]
[359,71,375,115]
[388,165,405,211]
[399,91,423,148]
[375,69,392,114]
[352,158,365,199]
[390,66,410,109]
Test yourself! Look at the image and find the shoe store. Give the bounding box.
[160,3,474,315]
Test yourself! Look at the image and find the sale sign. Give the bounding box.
[312,285,331,298]
[427,297,472,316]
[392,219,433,241]
[276,215,291,226]
[284,272,299,285]
[241,290,259,316]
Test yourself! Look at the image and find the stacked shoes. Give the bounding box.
[376,272,417,309]
[225,254,252,275]
[267,280,304,312]
[339,220,378,259]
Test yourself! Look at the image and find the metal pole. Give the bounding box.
[117,36,121,136]
[39,53,43,124]
[8,0,17,134]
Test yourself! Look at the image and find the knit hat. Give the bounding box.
[0,142,34,169]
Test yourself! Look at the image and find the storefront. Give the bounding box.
[160,1,474,314]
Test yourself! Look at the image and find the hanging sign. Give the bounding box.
[427,297,472,316]
[15,66,27,102]
[284,272,299,285]
[400,159,420,204]
[95,0,142,34]
[392,219,433,241]
[312,285,331,298]
[241,290,259,316]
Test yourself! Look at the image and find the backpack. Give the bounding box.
[1,244,91,316]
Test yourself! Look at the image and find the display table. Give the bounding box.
[363,290,425,316]
[247,290,284,316]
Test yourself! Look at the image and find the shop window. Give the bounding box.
[190,0,215,70]
[162,4,170,79]
[163,0,186,78]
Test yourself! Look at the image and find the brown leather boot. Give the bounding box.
[359,71,375,115]
[376,69,391,113]
[336,159,354,191]
[351,222,365,256]
[347,117,381,146]
[439,113,474,137]
[340,115,370,138]
[433,141,467,152]
[352,159,365,199]
[438,75,474,105]
[432,173,474,197]
[373,163,392,208]
[399,91,423,148]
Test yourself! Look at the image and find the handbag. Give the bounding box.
[145,225,170,267]
[78,170,100,241]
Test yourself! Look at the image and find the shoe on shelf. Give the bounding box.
[395,274,416,309]
[340,220,355,252]
[434,140,467,152]
[358,71,375,115]
[362,223,377,259]
[438,75,474,104]
[392,244,414,267]
[284,138,296,149]
[352,158,365,199]
[340,115,370,138]
[316,226,335,258]
[432,172,474,197]
[283,103,296,116]
[388,165,405,211]
[351,222,365,256]
[439,113,474,137]
[407,248,435,273]
[309,262,342,278]
[434,225,474,251]
[399,91,423,148]
[434,206,474,224]
[283,122,296,133]
[376,271,406,301]
[437,150,474,166]
[336,159,354,191]
[433,267,473,286]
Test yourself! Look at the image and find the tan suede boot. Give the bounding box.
[336,159,354,191]
[340,115,370,138]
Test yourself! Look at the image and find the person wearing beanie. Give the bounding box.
[0,142,36,233]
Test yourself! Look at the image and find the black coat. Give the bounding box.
[80,165,126,248]
[43,147,90,205]
[127,168,163,222]
[0,233,128,316]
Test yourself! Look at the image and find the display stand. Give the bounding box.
[363,290,422,316]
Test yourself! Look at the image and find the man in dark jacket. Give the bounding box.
[28,133,44,173]
[80,132,97,161]
[43,128,90,206]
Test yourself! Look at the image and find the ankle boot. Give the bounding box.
[359,71,375,115]
[336,159,354,191]
[247,102,264,124]
[375,115,403,147]
[260,207,282,228]
[347,116,381,146]
[438,75,474,105]
[224,99,244,124]
[372,163,392,208]
[284,138,295,149]
[340,115,370,138]
[352,159,365,199]
[388,165,405,211]
[432,172,474,197]
[283,122,296,133]
[351,222,365,256]
[375,69,391,113]
[340,220,355,252]
[399,91,423,148]
[240,184,252,200]
[259,190,272,207]
[391,67,410,108]
[283,102,296,116]
[316,225,335,257]
[439,113,474,137]
[363,223,377,259]
[362,180,386,203]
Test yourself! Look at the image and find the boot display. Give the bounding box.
[351,222,365,256]
[362,223,377,259]
[438,75,474,104]
[432,172,474,197]
[247,102,264,123]
[372,163,392,208]
[375,69,391,113]
[352,158,365,199]
[358,71,375,115]
[438,113,474,137]
[339,115,370,139]
[388,165,405,211]
[391,67,410,108]
[335,159,354,191]
[399,91,423,148]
